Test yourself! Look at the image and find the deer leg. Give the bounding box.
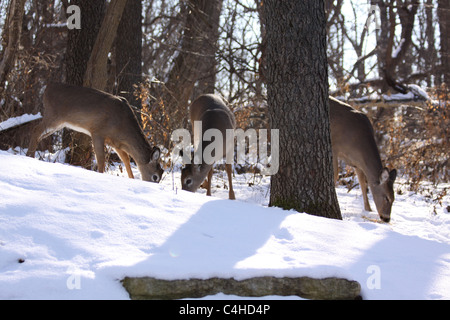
[200,180,209,189]
[206,168,213,196]
[226,163,235,200]
[116,149,134,179]
[356,168,372,211]
[27,120,55,157]
[92,136,106,173]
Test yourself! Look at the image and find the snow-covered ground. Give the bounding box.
[0,149,449,300]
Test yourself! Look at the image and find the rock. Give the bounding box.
[121,276,361,300]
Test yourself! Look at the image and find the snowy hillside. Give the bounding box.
[0,150,449,300]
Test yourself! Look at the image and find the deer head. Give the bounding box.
[371,168,397,222]
[138,147,163,183]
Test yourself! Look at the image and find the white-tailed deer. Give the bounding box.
[330,97,397,222]
[181,94,236,200]
[27,83,163,183]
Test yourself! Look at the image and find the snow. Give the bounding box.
[335,84,431,105]
[382,91,416,102]
[407,84,430,101]
[0,150,449,300]
[381,84,430,102]
[0,113,42,132]
[392,39,405,59]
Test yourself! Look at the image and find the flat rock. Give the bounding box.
[121,276,361,300]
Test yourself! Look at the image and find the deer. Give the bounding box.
[181,94,236,200]
[27,82,163,183]
[329,97,397,222]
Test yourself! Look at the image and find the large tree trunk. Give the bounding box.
[438,0,450,85]
[66,0,105,87]
[83,0,128,90]
[0,0,26,92]
[166,0,222,98]
[424,0,438,87]
[65,0,105,169]
[263,0,341,219]
[154,0,223,146]
[115,0,143,108]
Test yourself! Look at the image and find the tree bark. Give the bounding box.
[424,0,438,87]
[65,0,105,168]
[66,0,105,87]
[0,0,26,91]
[115,0,143,108]
[154,0,223,146]
[438,0,450,85]
[167,0,222,97]
[374,0,419,93]
[263,0,341,219]
[83,0,128,90]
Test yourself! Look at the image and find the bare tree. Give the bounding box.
[148,0,223,147]
[263,0,342,219]
[438,0,450,85]
[115,0,143,107]
[65,0,128,169]
[165,0,222,105]
[83,0,128,90]
[0,0,26,92]
[65,0,105,168]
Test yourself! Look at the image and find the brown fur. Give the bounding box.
[181,94,236,199]
[27,83,163,183]
[330,97,397,222]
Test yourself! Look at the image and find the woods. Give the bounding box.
[0,0,448,217]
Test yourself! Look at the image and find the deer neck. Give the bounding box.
[361,148,384,186]
[122,133,153,166]
[199,162,213,175]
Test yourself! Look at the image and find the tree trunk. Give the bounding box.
[263,0,341,219]
[167,0,222,97]
[66,0,105,87]
[373,0,390,92]
[83,0,128,90]
[65,0,105,169]
[115,0,143,108]
[423,0,436,87]
[374,0,419,93]
[0,0,26,92]
[438,0,450,85]
[154,0,223,146]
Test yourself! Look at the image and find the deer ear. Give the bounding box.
[389,169,397,182]
[193,153,201,164]
[380,168,390,184]
[151,147,160,162]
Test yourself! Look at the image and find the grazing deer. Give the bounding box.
[330,97,397,222]
[27,83,163,183]
[181,94,236,200]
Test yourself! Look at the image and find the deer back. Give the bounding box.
[181,94,235,193]
[190,94,236,132]
[329,97,383,181]
[44,83,154,165]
